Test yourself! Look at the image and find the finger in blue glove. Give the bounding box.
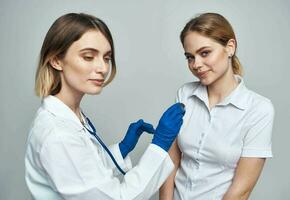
[119,119,154,158]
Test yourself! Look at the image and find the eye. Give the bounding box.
[200,50,210,57]
[83,56,94,61]
[104,56,112,63]
[185,55,195,63]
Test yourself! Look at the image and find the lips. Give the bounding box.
[197,70,209,78]
[89,79,104,86]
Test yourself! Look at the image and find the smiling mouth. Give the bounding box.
[197,70,209,78]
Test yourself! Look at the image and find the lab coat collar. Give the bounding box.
[190,75,249,110]
[42,95,84,131]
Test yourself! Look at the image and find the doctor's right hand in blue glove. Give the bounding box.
[152,103,185,152]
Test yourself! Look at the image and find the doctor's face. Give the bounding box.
[57,29,111,96]
[183,31,234,86]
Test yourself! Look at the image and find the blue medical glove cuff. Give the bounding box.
[119,142,130,158]
[152,137,170,152]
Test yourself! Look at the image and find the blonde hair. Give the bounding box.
[180,13,243,76]
[35,13,116,97]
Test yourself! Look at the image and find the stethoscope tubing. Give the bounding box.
[82,112,126,175]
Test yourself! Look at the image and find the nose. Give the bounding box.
[94,57,110,74]
[191,56,202,71]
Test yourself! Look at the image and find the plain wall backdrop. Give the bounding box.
[0,0,289,199]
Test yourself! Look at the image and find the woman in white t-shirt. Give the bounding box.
[160,12,274,200]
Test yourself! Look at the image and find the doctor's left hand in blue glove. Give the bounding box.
[119,119,155,158]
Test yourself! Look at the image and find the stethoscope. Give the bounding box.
[81,112,126,175]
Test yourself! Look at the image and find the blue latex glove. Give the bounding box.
[152,103,185,152]
[119,119,155,158]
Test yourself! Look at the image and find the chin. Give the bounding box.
[86,88,103,95]
[199,72,218,86]
[199,77,212,86]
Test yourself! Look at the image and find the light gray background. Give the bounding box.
[0,0,289,199]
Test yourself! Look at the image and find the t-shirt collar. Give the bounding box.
[190,75,249,110]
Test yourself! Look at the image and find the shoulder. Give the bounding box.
[28,108,83,151]
[243,89,275,125]
[176,81,200,97]
[247,90,274,116]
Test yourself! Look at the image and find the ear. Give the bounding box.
[225,39,236,56]
[49,56,63,71]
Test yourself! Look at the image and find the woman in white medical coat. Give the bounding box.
[25,13,185,200]
[160,13,275,200]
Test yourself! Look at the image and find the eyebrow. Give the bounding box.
[184,46,211,57]
[80,48,112,55]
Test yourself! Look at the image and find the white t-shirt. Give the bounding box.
[174,76,274,200]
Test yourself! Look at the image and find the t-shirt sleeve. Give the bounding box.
[241,100,275,158]
[175,82,198,104]
[175,87,182,103]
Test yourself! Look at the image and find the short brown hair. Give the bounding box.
[35,13,116,97]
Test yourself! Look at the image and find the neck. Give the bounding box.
[207,70,238,108]
[54,87,84,119]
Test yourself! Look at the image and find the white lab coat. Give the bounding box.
[25,95,174,200]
